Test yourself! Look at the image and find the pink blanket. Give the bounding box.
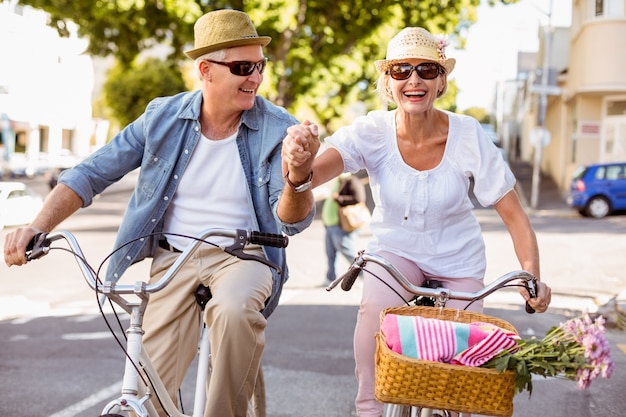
[381,313,519,367]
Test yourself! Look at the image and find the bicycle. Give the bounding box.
[26,228,289,417]
[326,251,538,417]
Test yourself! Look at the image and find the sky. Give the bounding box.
[451,0,572,111]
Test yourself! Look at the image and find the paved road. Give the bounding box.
[1,172,625,416]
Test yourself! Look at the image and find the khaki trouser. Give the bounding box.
[142,244,273,417]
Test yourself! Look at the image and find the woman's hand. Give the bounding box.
[522,280,552,313]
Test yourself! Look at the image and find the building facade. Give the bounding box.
[513,0,626,197]
[0,1,105,177]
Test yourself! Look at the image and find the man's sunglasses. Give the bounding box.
[388,62,444,80]
[205,58,268,76]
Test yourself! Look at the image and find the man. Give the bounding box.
[4,9,316,417]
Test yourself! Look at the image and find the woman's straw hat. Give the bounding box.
[184,10,271,59]
[374,27,455,75]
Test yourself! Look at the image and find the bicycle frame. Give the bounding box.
[27,228,283,417]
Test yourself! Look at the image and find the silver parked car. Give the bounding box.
[0,181,43,230]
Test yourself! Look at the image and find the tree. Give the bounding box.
[463,106,492,124]
[9,0,518,132]
[103,58,187,127]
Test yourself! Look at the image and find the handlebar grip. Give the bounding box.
[26,233,50,261]
[524,276,538,314]
[340,267,361,291]
[249,231,289,248]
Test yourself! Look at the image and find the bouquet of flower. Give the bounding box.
[482,314,614,395]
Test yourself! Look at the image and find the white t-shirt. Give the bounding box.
[325,110,515,279]
[163,131,254,249]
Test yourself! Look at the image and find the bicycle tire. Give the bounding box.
[383,404,413,417]
[383,404,451,417]
[248,367,267,417]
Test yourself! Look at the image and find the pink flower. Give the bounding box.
[482,313,614,395]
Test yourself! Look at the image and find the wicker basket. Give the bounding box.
[375,306,518,417]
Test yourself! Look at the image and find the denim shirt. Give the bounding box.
[59,90,315,318]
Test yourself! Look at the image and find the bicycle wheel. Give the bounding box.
[383,404,451,417]
[247,366,267,417]
[383,404,414,417]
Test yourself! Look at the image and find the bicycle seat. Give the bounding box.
[195,284,212,309]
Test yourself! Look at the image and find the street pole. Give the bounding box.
[530,0,553,210]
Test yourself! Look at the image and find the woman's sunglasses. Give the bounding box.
[388,62,444,80]
[205,58,267,76]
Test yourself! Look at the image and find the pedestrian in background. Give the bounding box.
[321,173,367,285]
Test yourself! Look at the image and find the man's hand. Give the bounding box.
[4,226,43,266]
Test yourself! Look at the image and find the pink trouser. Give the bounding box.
[353,251,484,417]
[142,245,273,417]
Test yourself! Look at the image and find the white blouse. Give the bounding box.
[325,110,515,279]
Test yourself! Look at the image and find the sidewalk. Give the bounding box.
[508,159,570,213]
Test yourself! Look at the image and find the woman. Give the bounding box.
[278,27,552,417]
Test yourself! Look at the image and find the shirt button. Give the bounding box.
[151,218,156,223]
[164,196,169,201]
[126,256,131,260]
[184,149,189,154]
[195,126,199,131]
[153,157,158,162]
[174,175,179,180]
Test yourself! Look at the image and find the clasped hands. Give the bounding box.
[282,121,320,182]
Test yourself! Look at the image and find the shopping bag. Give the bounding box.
[338,202,371,232]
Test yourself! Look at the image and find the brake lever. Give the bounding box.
[524,276,538,314]
[223,230,282,274]
[26,233,51,261]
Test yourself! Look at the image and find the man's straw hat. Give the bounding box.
[184,10,271,59]
[374,27,455,75]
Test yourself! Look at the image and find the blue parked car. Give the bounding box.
[567,162,626,218]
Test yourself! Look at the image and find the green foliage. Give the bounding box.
[10,0,518,132]
[462,106,492,124]
[103,57,187,127]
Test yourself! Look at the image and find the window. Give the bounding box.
[607,100,626,116]
[605,165,624,180]
[595,166,606,180]
[594,0,624,17]
[595,0,603,16]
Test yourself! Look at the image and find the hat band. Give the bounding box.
[387,45,440,62]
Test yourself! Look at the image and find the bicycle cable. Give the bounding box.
[56,231,222,414]
[92,231,223,414]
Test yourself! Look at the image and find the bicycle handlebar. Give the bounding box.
[26,228,289,298]
[327,251,538,313]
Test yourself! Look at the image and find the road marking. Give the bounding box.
[62,331,114,340]
[48,381,120,417]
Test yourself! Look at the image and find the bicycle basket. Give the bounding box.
[374,306,518,417]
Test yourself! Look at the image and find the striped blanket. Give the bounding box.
[381,313,519,367]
